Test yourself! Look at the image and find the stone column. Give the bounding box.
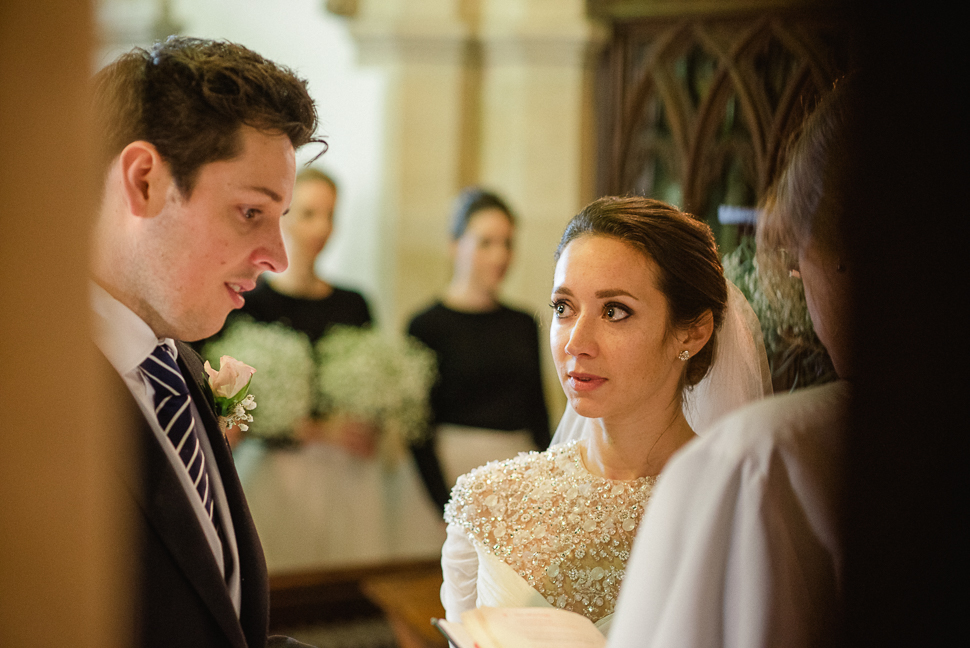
[477,0,606,414]
[348,0,604,418]
[350,0,472,329]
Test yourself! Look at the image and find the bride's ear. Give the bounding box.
[679,309,715,357]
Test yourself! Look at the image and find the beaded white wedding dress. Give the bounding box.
[441,441,657,632]
[440,282,773,631]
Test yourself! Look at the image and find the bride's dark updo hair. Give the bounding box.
[555,196,727,389]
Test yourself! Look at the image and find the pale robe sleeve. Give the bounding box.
[608,382,848,648]
[441,522,480,622]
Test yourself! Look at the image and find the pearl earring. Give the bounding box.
[678,350,690,361]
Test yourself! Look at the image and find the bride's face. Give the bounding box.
[550,234,685,425]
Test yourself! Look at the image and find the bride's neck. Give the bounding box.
[580,402,696,480]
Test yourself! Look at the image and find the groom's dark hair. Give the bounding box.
[93,36,323,196]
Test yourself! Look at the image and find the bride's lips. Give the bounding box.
[566,371,606,392]
[226,280,256,308]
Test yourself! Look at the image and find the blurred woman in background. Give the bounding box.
[213,169,394,570]
[408,188,551,512]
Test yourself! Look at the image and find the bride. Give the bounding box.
[441,196,771,632]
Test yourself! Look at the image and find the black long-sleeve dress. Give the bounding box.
[407,302,551,511]
[234,278,372,342]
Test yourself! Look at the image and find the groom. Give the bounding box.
[90,37,320,647]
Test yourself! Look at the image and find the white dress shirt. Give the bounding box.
[91,282,242,615]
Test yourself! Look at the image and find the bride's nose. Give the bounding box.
[564,314,597,357]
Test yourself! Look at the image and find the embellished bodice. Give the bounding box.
[444,441,657,622]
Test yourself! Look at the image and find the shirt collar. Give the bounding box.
[90,281,177,375]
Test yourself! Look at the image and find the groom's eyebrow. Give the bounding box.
[245,185,284,202]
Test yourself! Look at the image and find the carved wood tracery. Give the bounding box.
[598,11,848,246]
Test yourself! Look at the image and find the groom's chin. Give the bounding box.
[175,312,231,343]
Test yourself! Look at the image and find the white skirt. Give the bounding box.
[436,424,537,486]
[234,438,445,573]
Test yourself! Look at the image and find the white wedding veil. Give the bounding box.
[550,280,773,445]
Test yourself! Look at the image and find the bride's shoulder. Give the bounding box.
[445,441,580,526]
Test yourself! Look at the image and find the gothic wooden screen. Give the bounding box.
[596,11,848,249]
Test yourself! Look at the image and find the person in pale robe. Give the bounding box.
[608,81,854,648]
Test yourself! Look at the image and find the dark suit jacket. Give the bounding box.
[114,341,304,648]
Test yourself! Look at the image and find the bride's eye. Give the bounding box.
[550,300,573,319]
[604,303,631,322]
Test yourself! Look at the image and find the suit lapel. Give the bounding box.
[110,346,249,648]
[176,342,270,648]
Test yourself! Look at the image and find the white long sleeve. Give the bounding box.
[441,522,480,622]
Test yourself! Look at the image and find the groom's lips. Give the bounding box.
[566,371,606,392]
[226,280,256,308]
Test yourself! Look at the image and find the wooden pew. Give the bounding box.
[269,558,447,648]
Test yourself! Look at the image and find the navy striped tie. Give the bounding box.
[140,344,215,520]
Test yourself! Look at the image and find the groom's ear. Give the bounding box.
[119,140,170,219]
[680,309,715,356]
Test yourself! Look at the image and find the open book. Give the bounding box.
[433,607,606,648]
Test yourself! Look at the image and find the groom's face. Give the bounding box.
[135,126,294,341]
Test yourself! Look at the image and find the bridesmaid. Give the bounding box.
[234,168,375,449]
[220,168,387,570]
[408,188,551,512]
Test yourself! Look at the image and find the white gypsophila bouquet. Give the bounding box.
[315,325,437,446]
[202,318,315,441]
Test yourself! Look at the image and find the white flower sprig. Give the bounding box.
[203,355,258,433]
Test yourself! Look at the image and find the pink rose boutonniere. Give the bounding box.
[203,355,257,433]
